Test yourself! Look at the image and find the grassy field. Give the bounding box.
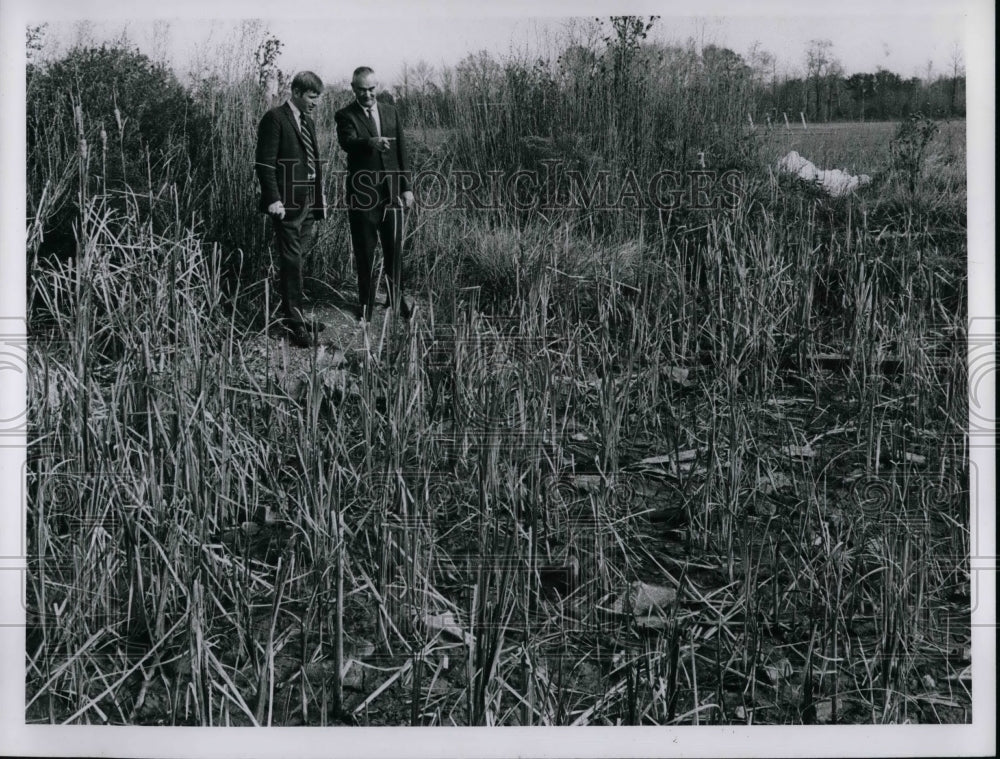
[759,119,965,175]
[25,39,970,727]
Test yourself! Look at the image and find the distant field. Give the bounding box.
[758,119,967,177]
[398,120,968,187]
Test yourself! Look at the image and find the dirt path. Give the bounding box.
[238,291,427,401]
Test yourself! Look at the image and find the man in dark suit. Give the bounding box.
[335,67,414,321]
[255,71,327,347]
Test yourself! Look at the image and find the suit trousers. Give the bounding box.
[348,203,404,316]
[271,206,315,327]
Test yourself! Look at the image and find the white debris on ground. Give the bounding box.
[776,150,872,197]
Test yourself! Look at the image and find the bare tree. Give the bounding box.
[73,20,96,48]
[845,72,875,121]
[147,20,172,67]
[948,41,965,116]
[805,39,838,121]
[923,58,935,85]
[411,60,436,94]
[747,42,776,89]
[825,59,844,120]
[26,24,47,65]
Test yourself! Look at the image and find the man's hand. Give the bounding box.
[369,137,392,152]
[401,190,415,209]
[267,200,285,219]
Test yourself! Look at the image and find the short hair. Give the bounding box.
[351,66,375,86]
[291,71,324,95]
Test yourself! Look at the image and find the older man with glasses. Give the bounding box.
[335,66,415,322]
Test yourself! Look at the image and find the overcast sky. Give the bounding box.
[20,0,974,87]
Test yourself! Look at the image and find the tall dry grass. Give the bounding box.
[25,19,969,726]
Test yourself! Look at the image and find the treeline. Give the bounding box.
[392,29,965,127]
[765,69,965,123]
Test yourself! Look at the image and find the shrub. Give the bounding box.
[27,44,208,262]
[889,112,939,193]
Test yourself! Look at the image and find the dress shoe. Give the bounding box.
[288,325,314,348]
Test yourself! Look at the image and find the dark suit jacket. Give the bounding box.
[255,103,325,220]
[334,101,410,209]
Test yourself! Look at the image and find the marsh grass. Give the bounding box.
[25,28,969,726]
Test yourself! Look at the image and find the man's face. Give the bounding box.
[291,88,321,116]
[352,74,378,109]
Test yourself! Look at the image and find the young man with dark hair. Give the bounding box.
[255,70,327,347]
[334,66,415,321]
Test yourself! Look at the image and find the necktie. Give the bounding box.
[299,114,316,174]
[366,107,380,137]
